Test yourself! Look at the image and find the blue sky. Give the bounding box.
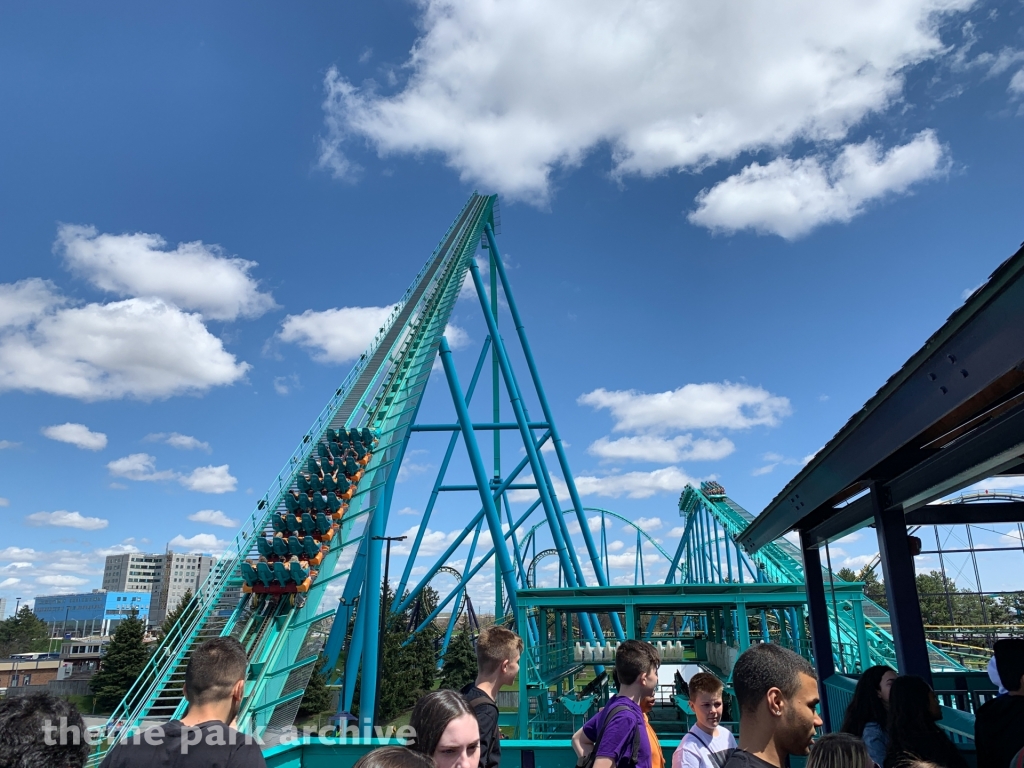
[1,1,1023,612]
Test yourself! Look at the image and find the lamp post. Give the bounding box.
[371,535,406,727]
[14,597,21,616]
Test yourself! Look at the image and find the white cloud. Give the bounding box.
[0,498,8,507]
[444,324,471,350]
[588,434,734,463]
[146,432,211,452]
[0,547,39,560]
[41,422,108,451]
[0,578,20,589]
[107,453,177,482]
[36,574,88,587]
[56,224,276,321]
[94,542,141,557]
[688,131,949,239]
[0,294,250,401]
[580,382,791,433]
[575,466,700,499]
[318,0,968,206]
[188,509,239,528]
[391,525,462,556]
[841,554,875,569]
[668,526,687,538]
[967,476,1024,492]
[633,517,663,530]
[180,465,237,494]
[397,507,420,517]
[1010,70,1024,96]
[753,464,777,476]
[168,533,229,553]
[273,375,299,396]
[278,305,396,363]
[0,441,18,450]
[0,278,65,328]
[26,510,108,531]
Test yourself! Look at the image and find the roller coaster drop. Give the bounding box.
[98,194,966,762]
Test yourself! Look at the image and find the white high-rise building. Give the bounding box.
[102,553,165,593]
[149,552,216,625]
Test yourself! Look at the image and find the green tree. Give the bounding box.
[159,589,197,640]
[915,571,1007,626]
[0,606,50,658]
[835,567,858,583]
[439,627,477,692]
[298,655,333,718]
[91,614,150,712]
[858,565,888,610]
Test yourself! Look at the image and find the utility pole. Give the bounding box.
[371,535,406,728]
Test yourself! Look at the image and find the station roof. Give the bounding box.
[740,241,1024,552]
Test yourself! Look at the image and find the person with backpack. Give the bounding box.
[572,640,661,768]
[461,626,523,768]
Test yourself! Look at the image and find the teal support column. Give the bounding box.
[737,604,751,650]
[438,336,520,613]
[851,598,871,672]
[625,604,637,639]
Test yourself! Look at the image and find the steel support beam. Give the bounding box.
[871,484,932,685]
[800,529,834,731]
[906,501,1024,524]
[438,335,520,614]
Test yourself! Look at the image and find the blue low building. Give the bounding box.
[33,591,151,636]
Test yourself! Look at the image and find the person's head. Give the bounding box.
[355,746,436,768]
[183,637,249,724]
[0,692,89,768]
[994,638,1024,694]
[615,640,660,696]
[408,690,480,768]
[688,672,726,733]
[840,665,896,736]
[807,732,871,768]
[475,626,523,685]
[733,643,821,757]
[887,675,941,756]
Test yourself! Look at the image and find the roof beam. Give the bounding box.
[905,501,1024,525]
[741,246,1024,552]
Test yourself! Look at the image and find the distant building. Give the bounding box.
[33,591,150,636]
[0,654,61,691]
[149,552,216,625]
[102,552,166,593]
[0,597,7,619]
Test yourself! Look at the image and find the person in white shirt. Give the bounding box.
[673,673,737,768]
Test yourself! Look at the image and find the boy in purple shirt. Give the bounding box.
[573,640,661,768]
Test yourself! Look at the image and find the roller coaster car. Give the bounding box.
[242,569,319,595]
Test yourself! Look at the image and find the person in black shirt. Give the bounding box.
[100,636,265,768]
[975,638,1024,768]
[720,644,822,768]
[461,626,522,768]
[883,676,966,768]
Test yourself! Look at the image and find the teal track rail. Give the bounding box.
[678,484,964,673]
[90,194,498,764]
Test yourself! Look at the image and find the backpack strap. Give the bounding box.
[593,703,641,766]
[470,695,501,767]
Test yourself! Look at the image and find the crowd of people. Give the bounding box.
[1,628,1020,768]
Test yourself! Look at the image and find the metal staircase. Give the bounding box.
[91,194,498,764]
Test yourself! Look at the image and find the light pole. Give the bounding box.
[14,597,21,616]
[371,535,406,727]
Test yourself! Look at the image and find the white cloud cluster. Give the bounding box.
[107,453,237,494]
[576,466,700,499]
[580,383,792,433]
[188,510,239,528]
[57,224,276,321]
[278,305,396,363]
[688,131,949,239]
[146,432,211,452]
[0,293,250,401]
[42,422,108,451]
[589,434,734,463]
[25,510,109,531]
[168,533,229,553]
[319,0,968,232]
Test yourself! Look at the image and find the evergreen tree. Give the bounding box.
[835,567,858,583]
[159,589,196,640]
[298,655,333,718]
[439,627,477,692]
[91,614,150,712]
[0,606,50,658]
[857,565,888,609]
